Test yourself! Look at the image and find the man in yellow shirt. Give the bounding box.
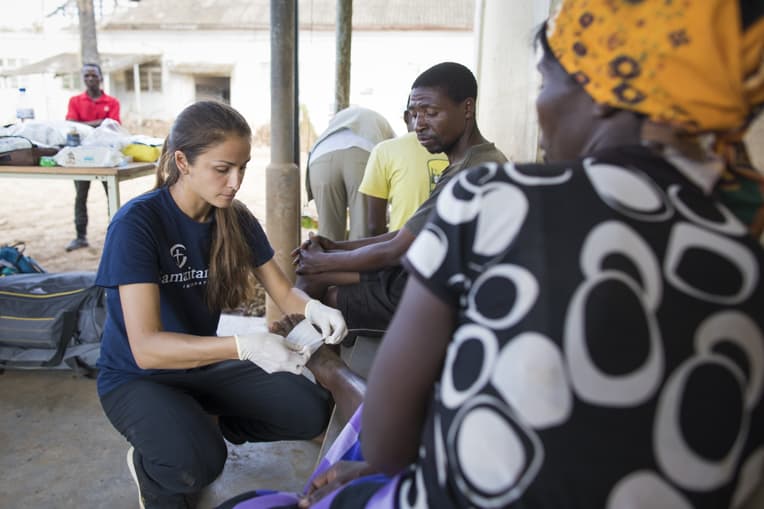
[358,102,448,235]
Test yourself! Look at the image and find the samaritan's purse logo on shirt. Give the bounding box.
[170,243,187,268]
[161,243,208,288]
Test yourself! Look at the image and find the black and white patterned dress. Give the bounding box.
[395,145,764,508]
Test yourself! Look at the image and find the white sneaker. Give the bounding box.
[126,446,146,509]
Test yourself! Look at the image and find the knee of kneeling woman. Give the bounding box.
[167,438,227,493]
[300,396,334,440]
[272,392,333,441]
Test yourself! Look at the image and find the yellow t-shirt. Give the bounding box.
[359,132,448,231]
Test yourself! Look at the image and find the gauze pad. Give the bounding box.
[285,319,325,355]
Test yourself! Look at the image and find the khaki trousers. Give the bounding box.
[308,146,371,241]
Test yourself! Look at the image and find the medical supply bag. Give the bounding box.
[0,272,105,376]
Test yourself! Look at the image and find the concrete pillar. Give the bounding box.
[132,63,142,123]
[474,0,553,163]
[334,0,352,113]
[266,0,301,321]
[293,1,301,167]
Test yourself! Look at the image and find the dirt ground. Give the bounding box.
[0,147,307,315]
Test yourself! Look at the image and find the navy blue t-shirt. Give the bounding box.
[95,187,274,396]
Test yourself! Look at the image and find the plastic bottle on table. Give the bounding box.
[15,87,35,122]
[66,127,81,147]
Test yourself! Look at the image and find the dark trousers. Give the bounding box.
[73,180,108,238]
[99,360,332,498]
[336,266,408,332]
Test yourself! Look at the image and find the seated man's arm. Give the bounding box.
[330,229,398,250]
[297,228,414,274]
[293,230,397,256]
[365,194,389,236]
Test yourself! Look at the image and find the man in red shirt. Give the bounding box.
[65,63,121,251]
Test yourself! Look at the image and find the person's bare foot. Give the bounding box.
[269,313,305,337]
[268,313,353,392]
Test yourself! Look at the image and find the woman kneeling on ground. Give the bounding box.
[95,100,348,508]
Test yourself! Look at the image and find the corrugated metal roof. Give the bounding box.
[102,0,474,31]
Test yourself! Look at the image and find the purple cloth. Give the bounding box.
[232,404,395,509]
[233,492,300,509]
[304,404,365,490]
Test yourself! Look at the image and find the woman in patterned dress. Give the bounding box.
[224,1,764,507]
[355,1,764,508]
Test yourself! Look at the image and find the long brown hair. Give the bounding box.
[155,101,258,311]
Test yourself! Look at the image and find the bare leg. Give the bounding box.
[306,346,365,423]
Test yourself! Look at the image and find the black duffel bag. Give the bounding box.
[0,271,105,377]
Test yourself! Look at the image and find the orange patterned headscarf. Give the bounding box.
[547,0,764,235]
[547,0,764,133]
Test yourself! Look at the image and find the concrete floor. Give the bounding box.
[0,315,320,509]
[5,317,764,509]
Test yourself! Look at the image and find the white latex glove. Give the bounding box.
[304,299,348,344]
[234,332,309,374]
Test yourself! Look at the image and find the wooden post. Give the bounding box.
[266,0,301,322]
[334,0,352,112]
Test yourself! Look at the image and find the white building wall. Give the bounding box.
[0,26,472,139]
[0,30,78,124]
[300,30,474,137]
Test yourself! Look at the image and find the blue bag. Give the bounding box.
[0,242,45,276]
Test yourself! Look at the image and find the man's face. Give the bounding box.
[82,66,102,92]
[408,85,468,156]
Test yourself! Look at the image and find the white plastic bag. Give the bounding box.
[0,121,67,148]
[126,134,165,147]
[81,118,131,149]
[57,120,94,143]
[53,146,128,167]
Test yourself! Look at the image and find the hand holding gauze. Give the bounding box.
[304,299,348,344]
[234,332,309,374]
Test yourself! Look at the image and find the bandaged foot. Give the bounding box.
[269,313,325,356]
